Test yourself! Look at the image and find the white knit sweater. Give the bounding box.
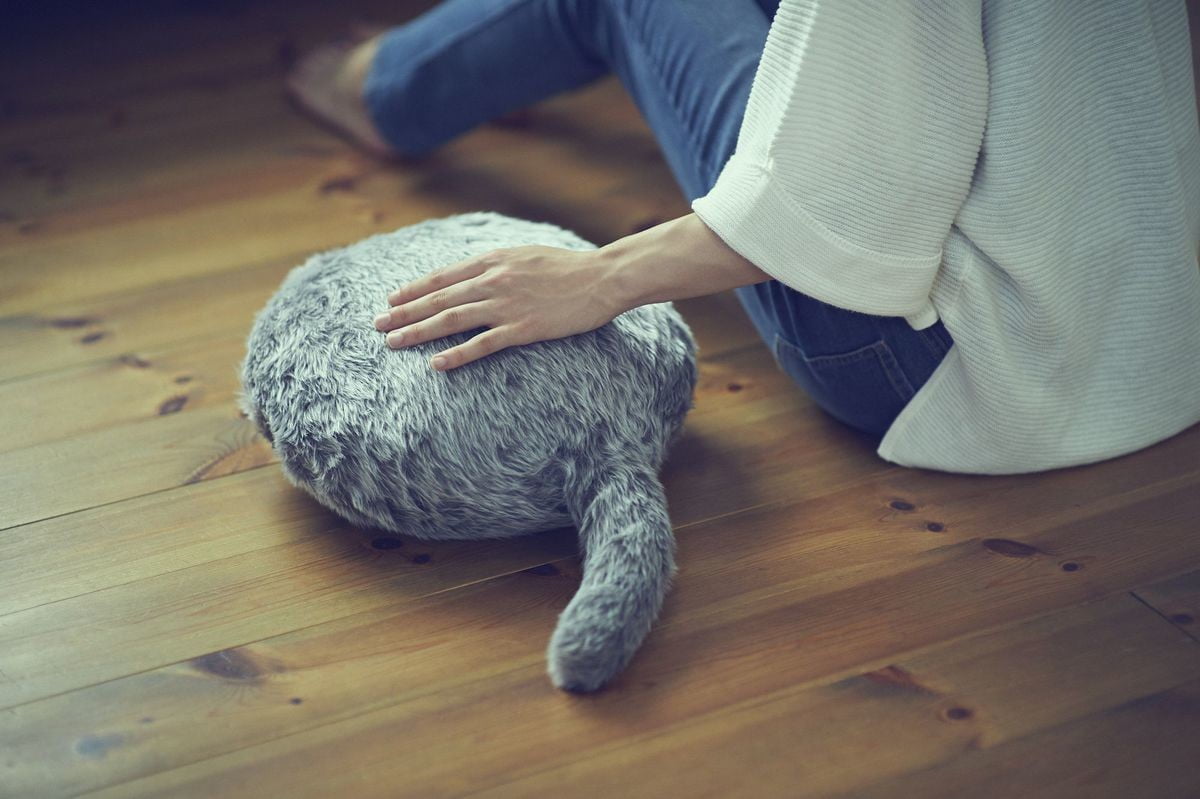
[691,0,1200,474]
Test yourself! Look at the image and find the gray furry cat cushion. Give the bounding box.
[237,211,699,693]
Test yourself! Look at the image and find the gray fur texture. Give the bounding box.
[237,211,699,692]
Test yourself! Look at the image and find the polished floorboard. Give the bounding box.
[1,3,1198,797]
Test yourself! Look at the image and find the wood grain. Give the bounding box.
[0,404,273,530]
[840,679,1200,799]
[2,457,1197,793]
[1,75,682,317]
[1136,569,1200,642]
[1,334,898,531]
[28,559,1196,797]
[470,594,1200,799]
[2,3,1197,797]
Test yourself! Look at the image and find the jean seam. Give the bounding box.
[873,340,917,402]
[791,339,887,368]
[773,333,915,419]
[916,324,951,361]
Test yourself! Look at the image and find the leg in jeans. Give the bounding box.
[364,0,610,157]
[363,0,953,438]
[576,0,955,437]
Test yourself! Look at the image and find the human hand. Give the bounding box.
[374,244,623,371]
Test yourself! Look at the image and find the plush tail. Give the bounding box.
[547,462,679,693]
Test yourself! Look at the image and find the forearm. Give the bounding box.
[596,212,772,313]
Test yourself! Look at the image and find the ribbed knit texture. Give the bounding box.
[691,0,1200,474]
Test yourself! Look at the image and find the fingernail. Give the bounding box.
[387,330,404,346]
[373,312,390,330]
[432,355,447,370]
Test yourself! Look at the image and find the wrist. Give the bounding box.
[593,231,652,315]
[594,214,706,312]
[594,213,772,314]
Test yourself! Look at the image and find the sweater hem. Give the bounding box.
[691,151,943,324]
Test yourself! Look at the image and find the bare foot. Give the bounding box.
[285,33,395,159]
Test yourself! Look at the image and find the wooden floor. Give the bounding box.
[2,3,1199,797]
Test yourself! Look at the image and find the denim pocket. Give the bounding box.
[771,333,915,435]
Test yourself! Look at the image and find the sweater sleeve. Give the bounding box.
[690,0,988,329]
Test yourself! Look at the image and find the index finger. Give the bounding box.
[388,251,496,306]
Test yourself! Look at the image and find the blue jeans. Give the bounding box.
[364,0,955,438]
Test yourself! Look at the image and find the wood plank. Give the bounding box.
[2,383,1195,701]
[0,404,274,530]
[0,291,763,450]
[0,159,432,315]
[471,596,1200,799]
[0,2,683,318]
[30,554,1196,797]
[0,332,247,452]
[0,247,760,384]
[0,79,666,240]
[4,6,1198,797]
[0,147,685,336]
[1,80,330,222]
[0,1,440,152]
[1135,569,1200,642]
[0,0,643,229]
[1,447,1196,791]
[0,342,883,618]
[1,289,764,451]
[22,312,1191,615]
[0,253,297,382]
[1,341,880,531]
[838,680,1200,799]
[0,468,317,618]
[1,60,669,253]
[2,78,684,316]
